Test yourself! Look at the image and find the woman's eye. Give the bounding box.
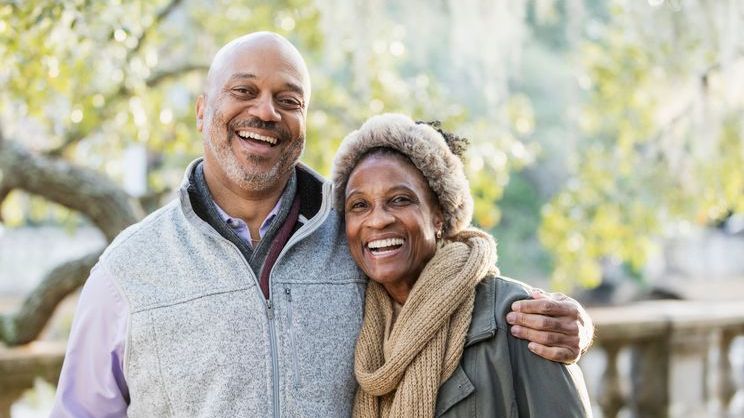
[392,196,411,205]
[348,201,367,211]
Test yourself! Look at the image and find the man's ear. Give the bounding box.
[195,95,205,132]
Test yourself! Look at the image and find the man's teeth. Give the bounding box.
[237,130,277,145]
[367,238,404,249]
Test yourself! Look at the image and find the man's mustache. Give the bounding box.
[229,118,291,142]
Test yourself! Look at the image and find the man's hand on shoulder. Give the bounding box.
[506,289,594,364]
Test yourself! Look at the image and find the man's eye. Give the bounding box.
[232,87,252,95]
[278,97,302,108]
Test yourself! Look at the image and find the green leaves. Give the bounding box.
[539,1,744,290]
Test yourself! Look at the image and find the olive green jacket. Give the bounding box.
[435,275,592,417]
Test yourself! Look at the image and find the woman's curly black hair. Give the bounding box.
[415,120,470,160]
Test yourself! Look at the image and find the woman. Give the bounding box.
[332,114,592,417]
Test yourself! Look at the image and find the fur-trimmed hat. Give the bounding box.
[332,113,473,237]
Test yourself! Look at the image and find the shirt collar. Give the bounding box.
[212,197,282,240]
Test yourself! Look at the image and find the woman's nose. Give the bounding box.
[366,205,395,229]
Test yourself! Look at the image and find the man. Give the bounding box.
[51,32,592,417]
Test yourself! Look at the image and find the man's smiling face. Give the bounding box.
[197,33,310,194]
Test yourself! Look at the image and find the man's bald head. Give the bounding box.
[205,32,311,103]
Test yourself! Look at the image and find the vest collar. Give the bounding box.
[180,158,330,222]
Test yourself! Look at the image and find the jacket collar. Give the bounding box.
[464,277,498,347]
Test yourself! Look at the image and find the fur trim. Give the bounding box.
[332,113,473,236]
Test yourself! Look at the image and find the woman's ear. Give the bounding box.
[433,213,444,238]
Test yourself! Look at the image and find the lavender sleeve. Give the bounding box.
[50,263,130,418]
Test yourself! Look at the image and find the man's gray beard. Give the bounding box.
[205,132,304,193]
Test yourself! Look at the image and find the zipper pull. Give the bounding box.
[285,287,292,302]
[266,299,274,320]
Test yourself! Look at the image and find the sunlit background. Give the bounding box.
[1,0,743,417]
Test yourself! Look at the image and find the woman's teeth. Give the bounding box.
[367,238,404,253]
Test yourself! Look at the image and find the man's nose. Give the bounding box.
[249,94,281,122]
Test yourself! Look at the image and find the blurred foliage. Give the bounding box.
[2,0,742,290]
[539,0,744,289]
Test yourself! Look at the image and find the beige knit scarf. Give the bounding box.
[353,227,499,418]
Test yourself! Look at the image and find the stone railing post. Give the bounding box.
[630,335,670,418]
[724,333,744,417]
[709,330,735,416]
[597,343,624,418]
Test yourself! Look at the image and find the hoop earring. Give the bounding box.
[436,230,442,240]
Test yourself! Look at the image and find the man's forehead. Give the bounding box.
[207,33,310,95]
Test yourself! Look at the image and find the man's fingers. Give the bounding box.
[511,296,579,317]
[525,342,579,364]
[508,289,595,359]
[530,288,547,298]
[506,312,580,335]
[510,324,580,348]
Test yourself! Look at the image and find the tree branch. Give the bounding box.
[146,63,209,87]
[646,51,744,146]
[0,249,103,346]
[0,121,8,222]
[46,61,208,156]
[0,139,142,241]
[128,0,184,58]
[0,182,11,223]
[46,0,188,157]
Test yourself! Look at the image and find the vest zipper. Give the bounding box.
[285,287,301,388]
[266,297,281,418]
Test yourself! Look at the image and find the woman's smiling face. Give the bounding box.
[344,152,443,298]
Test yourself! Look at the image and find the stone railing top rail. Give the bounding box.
[588,300,744,341]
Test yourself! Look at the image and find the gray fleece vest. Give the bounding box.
[100,160,366,417]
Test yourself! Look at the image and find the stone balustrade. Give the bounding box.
[585,300,744,418]
[2,300,744,417]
